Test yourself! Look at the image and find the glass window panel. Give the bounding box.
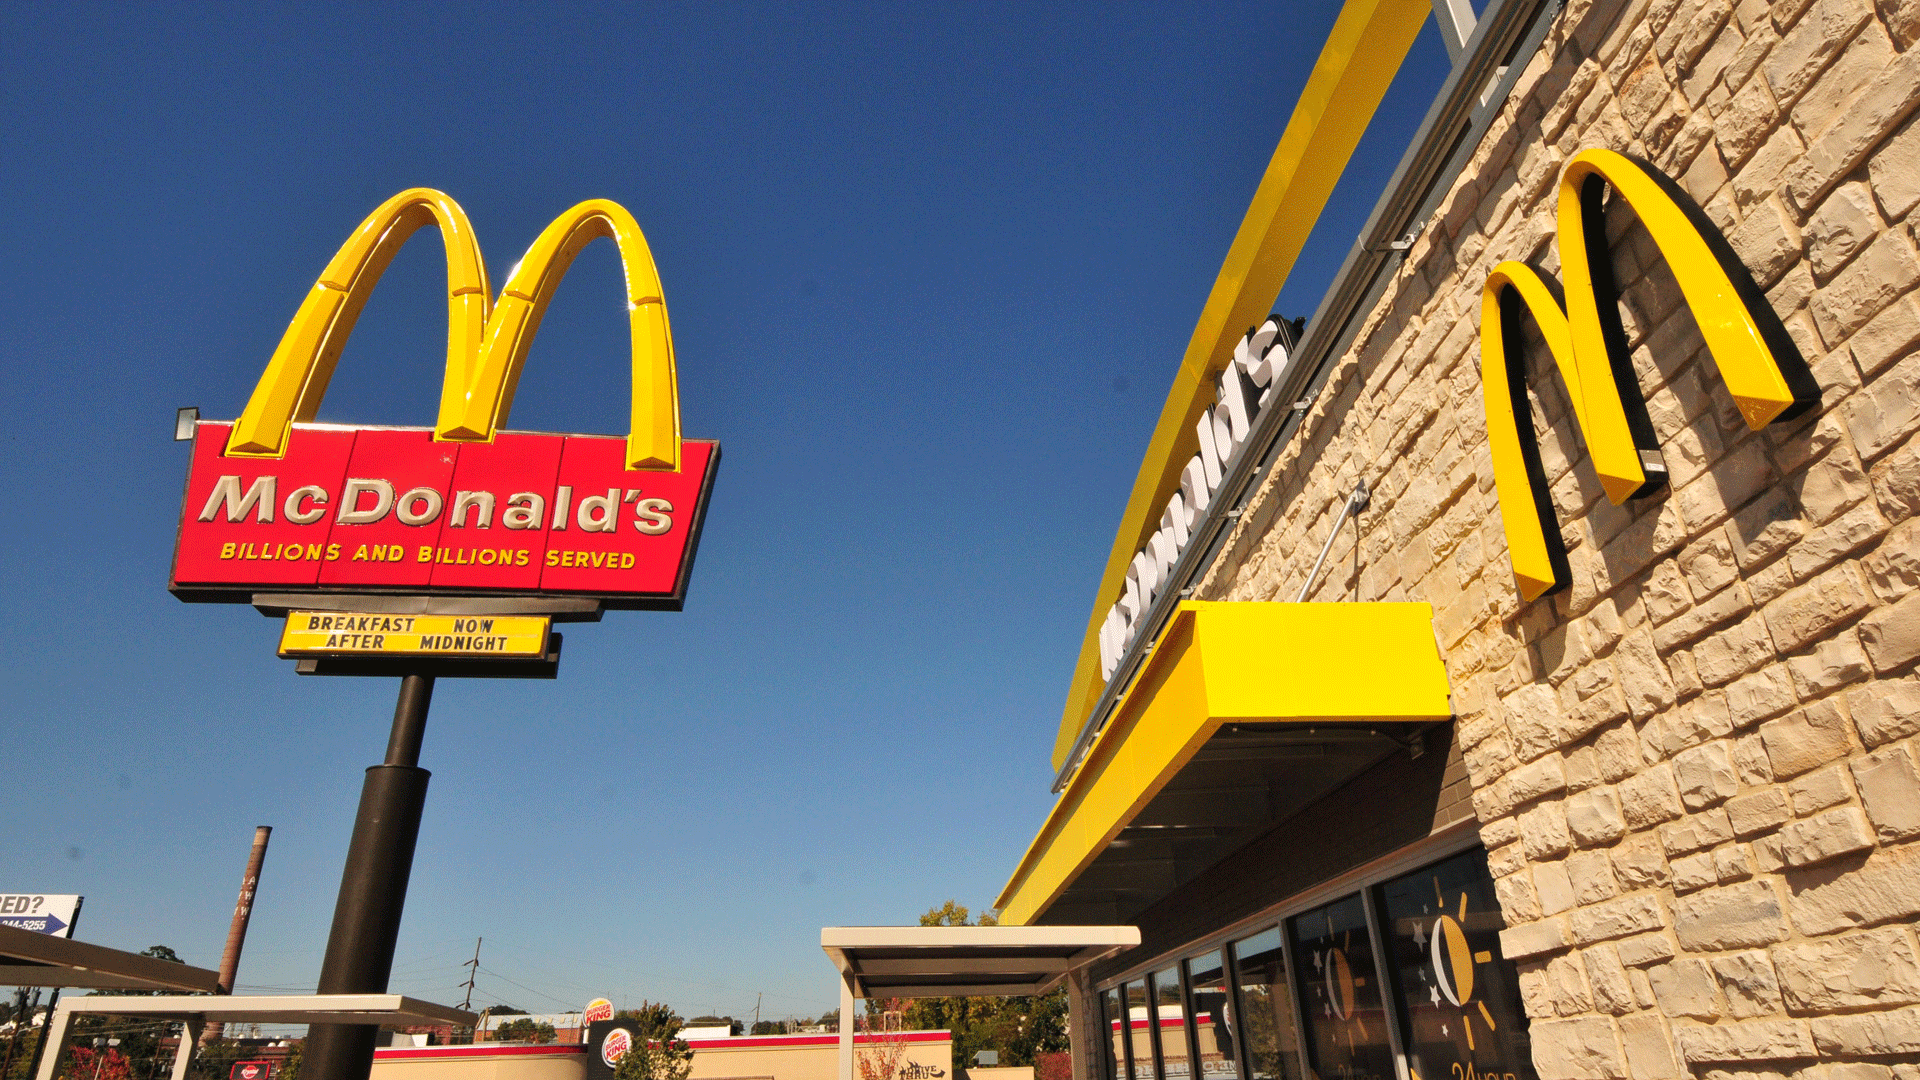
[1154,966,1191,1080]
[1103,986,1130,1080]
[1230,928,1300,1080]
[1290,894,1395,1080]
[1127,980,1155,1080]
[1188,949,1242,1080]
[1380,849,1537,1080]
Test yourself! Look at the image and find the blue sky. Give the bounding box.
[0,2,1452,1023]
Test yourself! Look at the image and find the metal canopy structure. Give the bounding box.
[0,925,222,992]
[34,994,477,1080]
[998,602,1452,927]
[49,993,474,1027]
[822,925,1139,1080]
[822,924,1139,999]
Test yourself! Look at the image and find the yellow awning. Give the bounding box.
[999,601,1451,926]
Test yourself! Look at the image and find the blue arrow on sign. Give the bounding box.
[0,914,68,936]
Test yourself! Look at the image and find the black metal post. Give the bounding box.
[302,675,436,1080]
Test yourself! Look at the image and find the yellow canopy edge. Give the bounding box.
[1007,601,1452,926]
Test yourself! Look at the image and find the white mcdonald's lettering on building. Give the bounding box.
[1097,317,1295,683]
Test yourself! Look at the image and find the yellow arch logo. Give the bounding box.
[223,188,681,472]
[1481,148,1817,600]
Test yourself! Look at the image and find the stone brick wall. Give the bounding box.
[1192,0,1920,1074]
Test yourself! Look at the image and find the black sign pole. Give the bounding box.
[302,674,435,1080]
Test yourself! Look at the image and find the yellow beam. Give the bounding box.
[1054,0,1435,770]
[1005,601,1451,927]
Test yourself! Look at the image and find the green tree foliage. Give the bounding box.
[492,1019,556,1044]
[188,1039,257,1080]
[900,904,1068,1070]
[610,1003,692,1080]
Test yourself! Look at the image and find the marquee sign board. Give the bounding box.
[168,187,720,612]
[173,424,718,609]
[279,611,552,659]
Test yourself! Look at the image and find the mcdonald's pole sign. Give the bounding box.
[168,189,720,1080]
[170,188,719,611]
[1480,148,1817,601]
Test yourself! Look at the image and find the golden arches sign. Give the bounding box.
[1481,148,1818,601]
[224,187,680,473]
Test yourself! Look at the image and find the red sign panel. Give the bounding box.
[172,423,720,610]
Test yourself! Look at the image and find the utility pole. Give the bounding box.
[753,994,761,1032]
[459,939,483,1011]
[204,826,273,1045]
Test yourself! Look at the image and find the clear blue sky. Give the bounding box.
[0,2,1451,1023]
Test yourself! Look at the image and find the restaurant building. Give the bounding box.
[992,4,1920,1080]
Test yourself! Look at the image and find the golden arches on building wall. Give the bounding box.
[1481,148,1819,601]
[225,188,680,472]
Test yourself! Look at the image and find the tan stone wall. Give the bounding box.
[1192,0,1920,1075]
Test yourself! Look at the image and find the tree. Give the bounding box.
[900,904,1066,1070]
[58,1046,130,1080]
[493,1019,556,1044]
[610,1003,692,1080]
[187,1039,253,1080]
[857,1000,909,1080]
[748,1021,786,1036]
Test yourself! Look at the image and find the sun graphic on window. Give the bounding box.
[1312,921,1369,1051]
[1411,878,1498,1062]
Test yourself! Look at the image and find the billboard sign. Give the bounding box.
[0,894,81,937]
[170,189,719,610]
[584,999,615,1024]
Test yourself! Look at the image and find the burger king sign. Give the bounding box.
[602,1027,634,1069]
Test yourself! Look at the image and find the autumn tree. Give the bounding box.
[59,1047,131,1080]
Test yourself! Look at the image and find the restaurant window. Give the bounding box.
[1103,985,1130,1080]
[1127,979,1154,1080]
[1290,895,1394,1080]
[1152,965,1191,1080]
[1230,928,1300,1080]
[1187,949,1241,1080]
[1379,849,1536,1080]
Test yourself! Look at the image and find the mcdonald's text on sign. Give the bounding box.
[279,612,550,659]
[173,422,718,607]
[169,187,720,610]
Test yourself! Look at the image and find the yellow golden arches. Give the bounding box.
[1562,148,1802,431]
[439,200,679,472]
[224,191,681,472]
[226,188,490,458]
[1482,148,1817,601]
[1480,263,1577,602]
